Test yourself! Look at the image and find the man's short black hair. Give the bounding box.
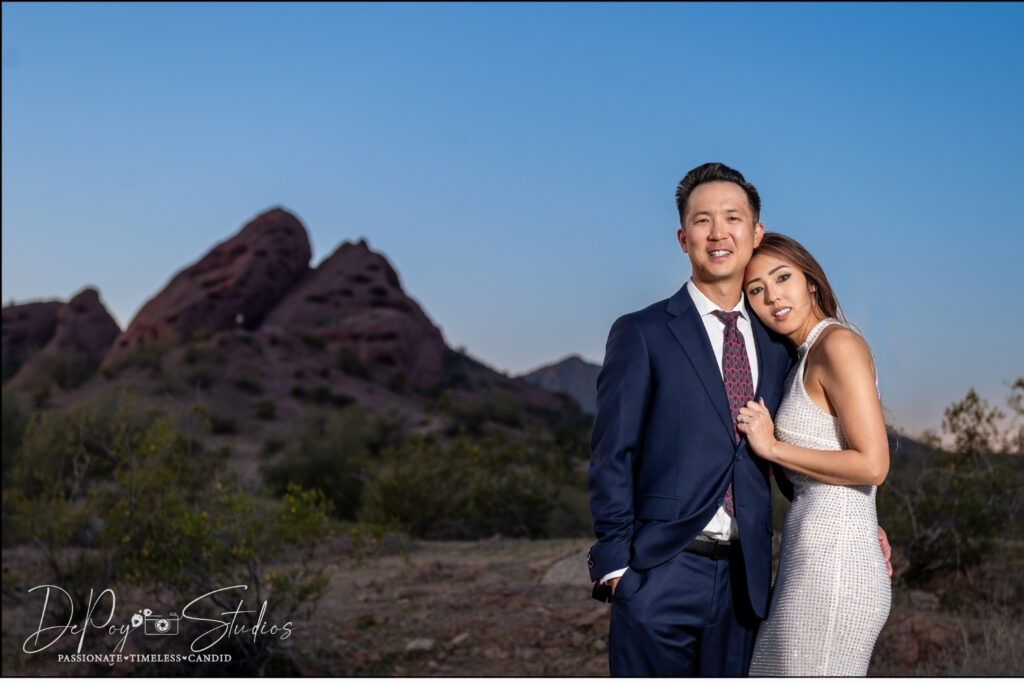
[675,162,761,225]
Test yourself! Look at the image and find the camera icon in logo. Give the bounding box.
[144,612,180,636]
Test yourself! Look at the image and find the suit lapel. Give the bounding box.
[665,285,735,437]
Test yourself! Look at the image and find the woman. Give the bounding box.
[737,233,891,676]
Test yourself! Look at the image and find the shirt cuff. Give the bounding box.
[600,567,628,585]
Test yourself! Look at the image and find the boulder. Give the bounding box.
[263,239,445,390]
[540,550,593,588]
[46,288,120,361]
[107,208,311,357]
[1,300,62,379]
[9,288,120,387]
[882,614,961,667]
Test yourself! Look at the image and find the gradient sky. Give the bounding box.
[3,2,1023,436]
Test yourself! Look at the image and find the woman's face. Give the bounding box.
[744,252,822,344]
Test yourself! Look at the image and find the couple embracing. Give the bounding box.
[587,162,892,676]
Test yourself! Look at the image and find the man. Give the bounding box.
[587,162,801,676]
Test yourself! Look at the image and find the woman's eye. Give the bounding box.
[749,286,762,296]
[777,273,790,283]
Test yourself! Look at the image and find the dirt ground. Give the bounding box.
[4,535,1020,676]
[296,536,610,676]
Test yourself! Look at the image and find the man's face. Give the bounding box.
[677,181,764,288]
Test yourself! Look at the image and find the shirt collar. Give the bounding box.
[685,278,749,321]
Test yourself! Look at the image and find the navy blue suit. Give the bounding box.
[588,283,794,676]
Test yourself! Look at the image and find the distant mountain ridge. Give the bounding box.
[519,354,601,416]
[2,208,581,458]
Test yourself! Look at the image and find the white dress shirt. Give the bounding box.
[600,279,760,585]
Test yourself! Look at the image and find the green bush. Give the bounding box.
[209,412,238,435]
[360,430,563,539]
[256,398,277,420]
[879,378,1023,582]
[236,371,264,395]
[263,436,285,456]
[2,397,339,674]
[1,390,28,482]
[39,349,97,390]
[301,334,327,351]
[337,346,370,379]
[262,406,403,520]
[444,390,525,434]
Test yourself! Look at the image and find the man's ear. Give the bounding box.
[753,222,765,247]
[677,227,688,253]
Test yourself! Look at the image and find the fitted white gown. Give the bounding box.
[748,318,891,676]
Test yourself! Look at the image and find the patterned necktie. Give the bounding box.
[712,310,755,516]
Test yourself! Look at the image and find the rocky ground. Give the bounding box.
[3,535,1020,676]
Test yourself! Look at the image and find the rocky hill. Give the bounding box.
[1,208,584,477]
[520,354,601,415]
[3,288,120,387]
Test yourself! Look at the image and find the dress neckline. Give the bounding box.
[798,317,844,358]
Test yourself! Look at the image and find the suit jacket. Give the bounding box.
[587,283,795,617]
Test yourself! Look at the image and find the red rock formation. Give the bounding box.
[2,299,64,380]
[9,288,121,387]
[107,208,311,357]
[264,239,445,389]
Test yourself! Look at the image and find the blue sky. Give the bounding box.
[3,2,1023,436]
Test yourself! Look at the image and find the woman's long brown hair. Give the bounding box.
[753,232,844,321]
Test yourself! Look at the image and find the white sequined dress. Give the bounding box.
[748,318,891,676]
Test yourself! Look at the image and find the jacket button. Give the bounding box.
[587,559,594,568]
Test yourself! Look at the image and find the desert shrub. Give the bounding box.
[444,390,525,434]
[2,397,339,673]
[388,372,407,394]
[309,385,332,404]
[183,343,201,364]
[337,346,370,379]
[441,349,473,391]
[1,390,27,481]
[261,406,403,520]
[208,412,238,435]
[262,436,285,456]
[103,337,178,380]
[299,385,354,407]
[235,371,264,394]
[3,397,216,601]
[39,349,96,390]
[29,380,51,409]
[360,430,563,539]
[879,379,1024,582]
[183,365,216,390]
[301,334,326,351]
[256,398,277,420]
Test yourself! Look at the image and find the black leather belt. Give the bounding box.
[685,535,736,560]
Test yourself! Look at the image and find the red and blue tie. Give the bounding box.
[712,310,755,516]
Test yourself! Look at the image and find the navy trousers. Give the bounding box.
[608,547,760,676]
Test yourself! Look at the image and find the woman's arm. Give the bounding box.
[737,327,889,486]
